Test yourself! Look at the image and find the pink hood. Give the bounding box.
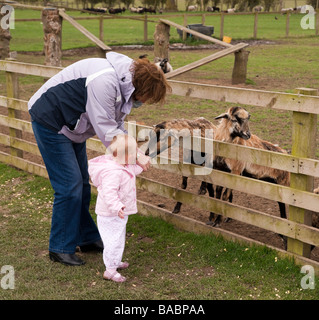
[88,154,143,217]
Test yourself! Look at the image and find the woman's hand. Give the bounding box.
[137,153,151,171]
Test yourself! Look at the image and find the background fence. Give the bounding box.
[7,1,319,52]
[0,59,319,273]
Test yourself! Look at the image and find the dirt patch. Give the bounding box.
[137,166,319,262]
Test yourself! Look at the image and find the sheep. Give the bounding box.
[207,6,220,12]
[315,187,319,194]
[188,5,198,11]
[281,8,294,14]
[254,6,263,12]
[144,7,156,14]
[227,8,236,13]
[108,7,125,14]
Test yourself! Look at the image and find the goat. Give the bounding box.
[211,107,289,227]
[139,54,173,74]
[146,117,217,212]
[145,107,249,213]
[145,107,289,232]
[315,187,319,194]
[155,58,173,74]
[227,8,236,13]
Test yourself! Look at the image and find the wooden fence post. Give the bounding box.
[42,7,62,67]
[154,22,170,62]
[286,12,290,37]
[253,12,258,39]
[183,14,187,41]
[220,12,224,40]
[0,3,12,60]
[316,9,319,36]
[287,88,318,258]
[144,14,148,42]
[202,13,205,25]
[231,49,250,85]
[6,69,23,158]
[99,15,104,41]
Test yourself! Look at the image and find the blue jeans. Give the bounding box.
[32,120,101,254]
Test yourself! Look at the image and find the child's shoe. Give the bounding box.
[118,261,129,270]
[103,270,126,283]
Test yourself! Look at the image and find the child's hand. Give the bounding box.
[118,207,125,219]
[137,153,151,171]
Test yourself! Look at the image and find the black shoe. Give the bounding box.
[49,252,85,266]
[79,239,104,253]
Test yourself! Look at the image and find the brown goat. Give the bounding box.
[211,107,290,227]
[145,107,289,232]
[146,117,218,210]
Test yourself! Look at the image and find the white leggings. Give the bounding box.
[97,215,128,269]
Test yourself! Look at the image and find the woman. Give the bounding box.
[28,52,170,266]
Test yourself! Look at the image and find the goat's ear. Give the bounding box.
[215,113,229,120]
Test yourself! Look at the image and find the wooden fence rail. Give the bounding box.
[0,59,319,271]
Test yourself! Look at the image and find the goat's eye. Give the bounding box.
[234,116,242,123]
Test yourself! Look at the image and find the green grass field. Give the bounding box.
[1,5,319,301]
[9,8,318,51]
[0,163,318,300]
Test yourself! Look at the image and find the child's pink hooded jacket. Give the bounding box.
[88,154,143,217]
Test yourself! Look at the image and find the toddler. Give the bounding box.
[88,134,143,282]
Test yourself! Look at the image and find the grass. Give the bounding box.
[0,162,318,300]
[1,5,319,301]
[9,9,318,51]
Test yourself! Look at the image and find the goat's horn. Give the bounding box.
[215,113,229,120]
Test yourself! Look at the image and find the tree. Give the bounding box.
[307,0,318,9]
[166,0,177,10]
[262,0,278,11]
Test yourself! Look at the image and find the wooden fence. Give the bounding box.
[1,59,319,272]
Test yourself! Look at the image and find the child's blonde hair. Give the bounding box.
[108,134,137,164]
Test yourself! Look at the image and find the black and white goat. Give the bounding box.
[139,54,173,74]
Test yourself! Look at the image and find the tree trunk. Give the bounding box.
[0,4,12,60]
[232,50,250,85]
[42,8,62,67]
[153,22,170,62]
